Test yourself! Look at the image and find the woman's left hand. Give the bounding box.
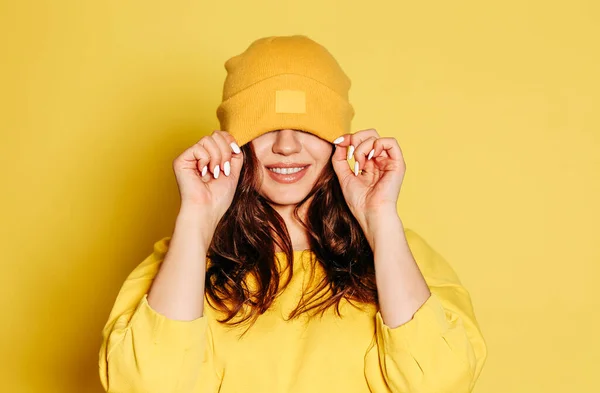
[331,128,406,228]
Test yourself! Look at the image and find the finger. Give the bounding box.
[197,136,222,179]
[373,137,403,161]
[332,128,379,148]
[332,132,352,148]
[214,130,243,176]
[353,128,380,139]
[211,131,233,177]
[352,136,378,175]
[213,130,242,157]
[371,137,405,171]
[331,139,353,180]
[174,143,211,178]
[192,145,211,178]
[347,129,380,162]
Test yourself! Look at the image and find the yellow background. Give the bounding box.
[1,1,598,392]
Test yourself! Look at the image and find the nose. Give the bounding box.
[272,129,302,155]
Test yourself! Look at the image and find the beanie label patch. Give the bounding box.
[275,90,306,114]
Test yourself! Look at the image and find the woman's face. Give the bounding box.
[252,129,333,206]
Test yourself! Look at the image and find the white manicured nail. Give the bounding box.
[333,136,344,144]
[201,165,207,176]
[214,165,220,179]
[354,161,359,176]
[230,142,241,154]
[347,145,355,161]
[368,149,375,160]
[224,161,230,176]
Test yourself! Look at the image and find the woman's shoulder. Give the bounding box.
[402,227,462,285]
[152,235,172,256]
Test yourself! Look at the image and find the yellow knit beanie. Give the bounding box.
[216,35,355,147]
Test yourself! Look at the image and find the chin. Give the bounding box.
[262,187,312,206]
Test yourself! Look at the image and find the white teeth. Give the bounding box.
[268,166,306,174]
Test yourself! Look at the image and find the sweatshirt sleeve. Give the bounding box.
[98,236,220,393]
[366,229,488,393]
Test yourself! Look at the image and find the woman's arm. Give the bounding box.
[98,204,220,393]
[364,214,487,392]
[365,209,431,328]
[146,204,213,320]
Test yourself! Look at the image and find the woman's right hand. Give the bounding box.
[172,130,244,229]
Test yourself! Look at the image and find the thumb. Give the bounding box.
[229,148,244,178]
[331,140,352,180]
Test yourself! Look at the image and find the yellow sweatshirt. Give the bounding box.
[98,228,487,393]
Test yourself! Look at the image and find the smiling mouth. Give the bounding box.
[267,166,309,174]
[265,165,310,184]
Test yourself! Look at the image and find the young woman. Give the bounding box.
[99,35,487,393]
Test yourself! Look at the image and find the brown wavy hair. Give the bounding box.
[205,141,378,329]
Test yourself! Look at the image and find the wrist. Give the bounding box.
[364,209,404,249]
[176,205,216,249]
[364,205,400,227]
